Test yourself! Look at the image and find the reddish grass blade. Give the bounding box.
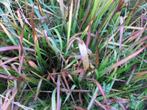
[116,0,124,12]
[126,31,142,43]
[2,88,17,110]
[30,7,38,45]
[140,36,147,43]
[0,46,18,52]
[107,98,129,110]
[107,98,129,104]
[94,100,108,110]
[0,46,34,52]
[18,27,25,74]
[86,31,91,48]
[0,74,25,81]
[86,21,93,48]
[60,88,90,93]
[18,55,24,74]
[93,80,107,103]
[0,57,19,67]
[61,71,75,104]
[74,106,86,110]
[57,75,61,110]
[111,46,146,69]
[86,78,107,103]
[16,9,23,27]
[0,74,18,80]
[20,10,31,27]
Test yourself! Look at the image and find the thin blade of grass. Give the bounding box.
[111,46,146,69]
[44,30,61,54]
[16,9,23,27]
[35,79,43,100]
[63,85,76,104]
[133,71,147,81]
[87,87,98,110]
[57,0,64,19]
[0,46,34,52]
[51,89,56,110]
[126,65,136,85]
[86,78,107,103]
[0,74,18,81]
[0,46,18,52]
[0,57,19,67]
[86,31,91,48]
[93,0,114,30]
[72,0,80,33]
[30,9,38,45]
[54,29,63,51]
[18,27,24,74]
[119,16,124,49]
[94,100,108,110]
[0,22,16,45]
[57,75,61,110]
[67,0,73,44]
[74,106,86,110]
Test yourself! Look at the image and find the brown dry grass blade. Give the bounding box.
[67,37,90,71]
[36,0,44,16]
[133,71,147,80]
[95,46,100,66]
[30,7,38,45]
[116,0,124,12]
[18,27,25,74]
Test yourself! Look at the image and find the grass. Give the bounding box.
[0,0,146,110]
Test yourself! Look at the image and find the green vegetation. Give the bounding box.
[0,0,146,109]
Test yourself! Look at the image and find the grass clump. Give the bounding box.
[0,0,146,109]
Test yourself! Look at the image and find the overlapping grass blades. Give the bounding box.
[0,0,146,109]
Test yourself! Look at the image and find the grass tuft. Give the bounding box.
[0,0,146,109]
